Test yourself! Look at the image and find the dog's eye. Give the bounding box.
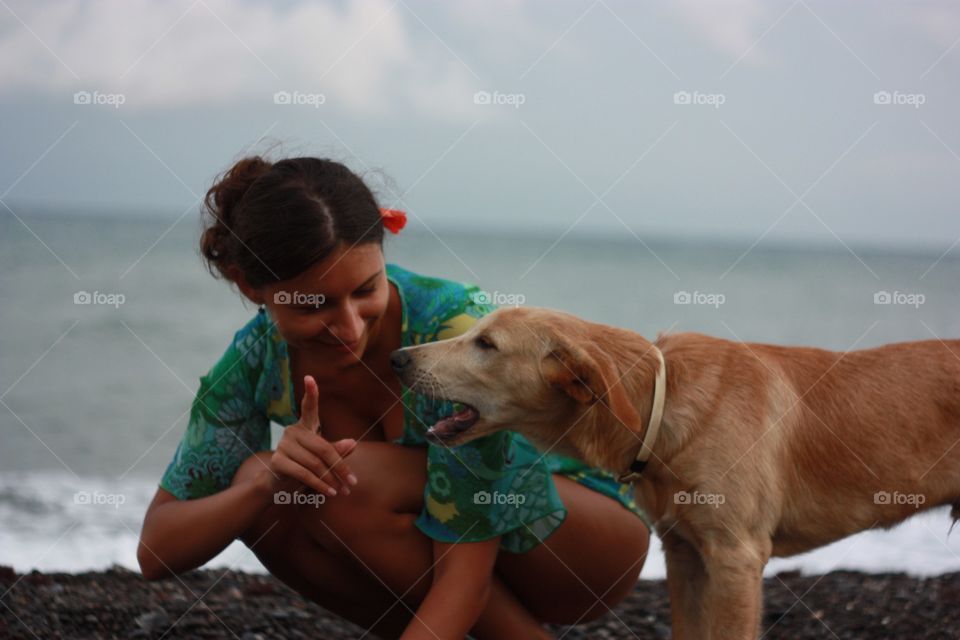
[474,335,497,351]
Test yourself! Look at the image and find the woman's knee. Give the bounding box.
[496,477,651,623]
[295,441,427,550]
[229,442,426,555]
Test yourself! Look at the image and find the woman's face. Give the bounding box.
[257,242,390,366]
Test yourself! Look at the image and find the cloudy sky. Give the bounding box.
[1,0,959,250]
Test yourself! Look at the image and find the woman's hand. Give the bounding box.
[264,375,359,497]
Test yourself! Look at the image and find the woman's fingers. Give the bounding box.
[331,438,359,487]
[332,438,358,458]
[276,379,360,496]
[296,431,358,490]
[300,375,321,432]
[276,430,357,495]
[272,453,339,497]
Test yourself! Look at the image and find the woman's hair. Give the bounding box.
[200,156,385,288]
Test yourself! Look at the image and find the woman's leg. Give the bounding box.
[234,443,531,638]
[494,474,651,625]
[232,445,649,637]
[231,448,424,638]
[233,444,554,638]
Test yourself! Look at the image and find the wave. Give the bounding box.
[2,471,959,578]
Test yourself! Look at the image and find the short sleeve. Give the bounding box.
[159,321,271,500]
[406,282,568,553]
[416,430,567,554]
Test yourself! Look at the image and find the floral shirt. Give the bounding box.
[160,264,647,553]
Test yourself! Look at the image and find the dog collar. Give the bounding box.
[618,346,666,483]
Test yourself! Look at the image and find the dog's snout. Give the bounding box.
[390,349,412,373]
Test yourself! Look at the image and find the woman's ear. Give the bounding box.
[230,267,265,306]
[540,340,643,434]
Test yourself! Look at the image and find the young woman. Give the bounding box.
[138,156,651,639]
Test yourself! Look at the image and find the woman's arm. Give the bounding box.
[139,375,356,580]
[401,538,499,640]
[400,537,552,640]
[138,470,275,580]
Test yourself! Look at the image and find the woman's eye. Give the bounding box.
[355,288,375,297]
[475,335,496,351]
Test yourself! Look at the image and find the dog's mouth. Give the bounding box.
[426,401,480,442]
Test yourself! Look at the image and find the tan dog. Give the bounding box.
[390,306,960,639]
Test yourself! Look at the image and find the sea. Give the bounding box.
[2,211,960,579]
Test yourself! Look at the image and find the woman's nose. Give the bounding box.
[329,304,364,343]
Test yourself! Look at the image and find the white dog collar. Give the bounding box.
[618,346,666,483]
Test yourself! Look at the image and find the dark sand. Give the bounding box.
[3,564,959,639]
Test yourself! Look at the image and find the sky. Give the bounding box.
[1,0,959,251]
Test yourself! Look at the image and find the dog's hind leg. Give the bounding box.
[663,534,708,640]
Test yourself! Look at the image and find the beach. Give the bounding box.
[4,0,960,636]
[3,565,959,639]
[4,219,960,637]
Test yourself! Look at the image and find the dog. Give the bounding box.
[390,306,960,639]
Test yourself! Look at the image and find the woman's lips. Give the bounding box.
[313,337,362,352]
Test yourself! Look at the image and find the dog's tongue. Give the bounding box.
[430,404,479,436]
[451,405,477,421]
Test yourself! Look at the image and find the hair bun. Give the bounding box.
[199,155,385,289]
[200,156,273,273]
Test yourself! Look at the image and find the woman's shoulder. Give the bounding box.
[386,263,494,340]
[386,263,482,298]
[231,309,275,360]
[203,309,279,389]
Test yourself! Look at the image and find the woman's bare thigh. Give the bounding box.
[494,474,650,625]
[234,447,649,626]
[231,443,430,637]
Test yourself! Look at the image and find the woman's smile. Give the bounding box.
[316,336,364,352]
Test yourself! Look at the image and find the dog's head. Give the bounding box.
[390,306,659,470]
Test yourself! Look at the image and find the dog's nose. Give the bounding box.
[390,349,411,373]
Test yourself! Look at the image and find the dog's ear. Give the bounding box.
[541,342,643,433]
[541,344,598,404]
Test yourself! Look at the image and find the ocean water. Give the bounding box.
[2,212,960,578]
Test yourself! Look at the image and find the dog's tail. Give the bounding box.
[949,503,960,538]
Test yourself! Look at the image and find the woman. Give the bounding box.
[138,156,651,639]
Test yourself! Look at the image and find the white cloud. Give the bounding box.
[669,0,774,66]
[903,2,960,49]
[0,0,481,120]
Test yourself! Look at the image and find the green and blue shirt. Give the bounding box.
[160,264,647,553]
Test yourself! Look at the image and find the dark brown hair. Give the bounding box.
[200,156,385,288]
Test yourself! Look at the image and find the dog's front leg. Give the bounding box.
[663,534,708,639]
[698,540,767,640]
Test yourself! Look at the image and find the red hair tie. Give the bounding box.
[379,208,407,234]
